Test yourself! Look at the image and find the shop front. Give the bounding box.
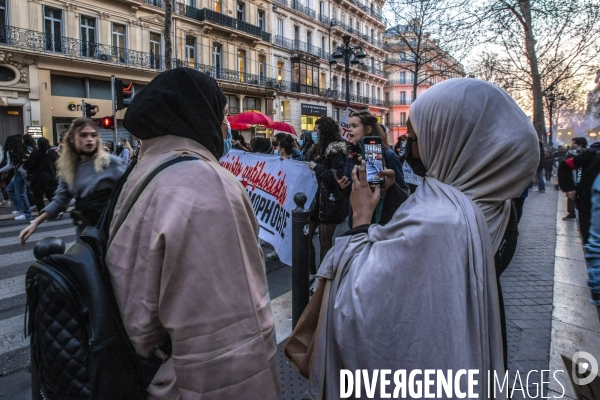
[300,103,327,136]
[49,96,129,145]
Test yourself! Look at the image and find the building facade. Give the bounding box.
[0,0,388,145]
[382,26,464,142]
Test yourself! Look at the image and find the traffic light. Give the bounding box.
[84,102,98,118]
[115,80,133,110]
[101,116,114,130]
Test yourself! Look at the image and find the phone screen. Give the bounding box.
[362,139,384,183]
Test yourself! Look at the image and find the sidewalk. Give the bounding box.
[548,194,600,398]
[274,188,569,399]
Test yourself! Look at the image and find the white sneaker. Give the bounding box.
[11,210,21,215]
[15,214,30,221]
[265,251,279,259]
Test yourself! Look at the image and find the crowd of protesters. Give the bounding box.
[7,69,600,398]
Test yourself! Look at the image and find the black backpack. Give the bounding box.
[25,156,199,399]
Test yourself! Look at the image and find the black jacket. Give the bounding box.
[311,141,348,223]
[23,149,58,192]
[558,148,600,212]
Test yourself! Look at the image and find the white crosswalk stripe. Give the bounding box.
[0,227,74,247]
[0,275,25,301]
[0,219,73,235]
[0,314,27,355]
[0,221,77,359]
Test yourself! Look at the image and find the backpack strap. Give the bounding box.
[98,156,200,238]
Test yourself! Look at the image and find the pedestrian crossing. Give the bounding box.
[0,218,77,372]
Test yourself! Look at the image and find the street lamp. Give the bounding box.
[546,89,567,147]
[329,35,367,109]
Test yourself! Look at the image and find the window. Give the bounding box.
[385,92,390,102]
[277,19,284,37]
[320,1,326,17]
[333,8,338,20]
[400,71,406,84]
[0,0,7,43]
[400,91,406,104]
[258,54,266,82]
[277,61,284,82]
[237,2,245,21]
[294,26,299,42]
[227,95,240,114]
[291,58,319,95]
[334,108,339,121]
[371,28,374,40]
[243,97,260,111]
[185,0,196,6]
[80,15,96,57]
[44,7,63,52]
[332,76,338,90]
[213,0,221,12]
[365,84,369,100]
[185,36,196,68]
[320,72,326,90]
[258,10,265,31]
[238,50,246,82]
[356,81,360,97]
[149,32,162,69]
[377,87,380,100]
[112,23,126,63]
[400,112,406,126]
[321,36,326,58]
[281,100,291,119]
[371,86,375,99]
[213,43,222,78]
[307,31,312,48]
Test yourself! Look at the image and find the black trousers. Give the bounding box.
[567,198,576,216]
[33,189,54,213]
[578,209,591,244]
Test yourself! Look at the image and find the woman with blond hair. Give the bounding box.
[19,118,126,243]
[119,137,134,166]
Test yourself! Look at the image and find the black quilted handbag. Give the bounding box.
[25,156,198,399]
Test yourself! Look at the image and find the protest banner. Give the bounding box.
[220,150,318,266]
[402,161,423,186]
[339,107,355,138]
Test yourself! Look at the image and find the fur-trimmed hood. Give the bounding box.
[324,141,347,156]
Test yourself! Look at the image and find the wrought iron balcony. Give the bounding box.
[383,99,412,106]
[330,19,383,48]
[175,3,271,42]
[290,0,316,18]
[386,79,415,85]
[146,0,164,7]
[320,88,384,106]
[318,14,330,25]
[0,25,165,70]
[357,63,385,77]
[385,121,407,128]
[274,36,329,60]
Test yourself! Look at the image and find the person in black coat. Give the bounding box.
[306,117,348,274]
[23,137,58,213]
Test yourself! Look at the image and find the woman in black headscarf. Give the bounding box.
[106,68,280,399]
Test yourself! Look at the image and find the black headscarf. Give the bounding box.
[124,68,226,159]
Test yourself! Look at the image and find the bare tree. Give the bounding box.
[477,0,600,141]
[164,0,173,70]
[383,0,476,100]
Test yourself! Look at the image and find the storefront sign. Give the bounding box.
[301,103,327,117]
[27,126,43,137]
[220,150,318,266]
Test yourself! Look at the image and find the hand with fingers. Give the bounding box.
[375,169,395,191]
[350,161,381,228]
[19,223,37,245]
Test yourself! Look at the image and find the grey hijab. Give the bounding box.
[308,79,538,399]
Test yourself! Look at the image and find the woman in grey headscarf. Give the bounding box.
[307,78,538,399]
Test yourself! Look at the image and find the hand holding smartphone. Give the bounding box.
[360,136,385,185]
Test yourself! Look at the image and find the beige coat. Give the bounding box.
[106,135,280,399]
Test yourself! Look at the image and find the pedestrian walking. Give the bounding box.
[105,68,279,399]
[22,137,57,214]
[0,143,11,206]
[544,148,554,182]
[536,141,546,192]
[0,135,32,221]
[557,142,600,243]
[119,138,134,166]
[300,78,538,398]
[19,118,126,243]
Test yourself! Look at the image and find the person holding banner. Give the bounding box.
[306,116,348,274]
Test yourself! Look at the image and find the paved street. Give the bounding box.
[0,187,592,399]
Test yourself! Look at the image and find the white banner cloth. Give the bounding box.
[220,150,318,266]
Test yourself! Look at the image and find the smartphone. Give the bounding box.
[360,136,385,184]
